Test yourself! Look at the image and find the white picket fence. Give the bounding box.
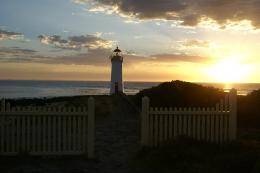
[0,97,95,158]
[141,89,237,147]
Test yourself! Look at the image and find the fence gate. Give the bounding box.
[141,89,237,147]
[0,97,95,158]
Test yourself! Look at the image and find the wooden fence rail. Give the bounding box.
[141,89,237,147]
[0,97,95,158]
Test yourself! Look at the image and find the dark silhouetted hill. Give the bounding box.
[135,80,225,107]
[238,89,260,128]
[134,80,260,129]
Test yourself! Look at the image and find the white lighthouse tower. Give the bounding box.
[110,46,124,95]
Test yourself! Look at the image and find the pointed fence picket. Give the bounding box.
[0,97,95,158]
[141,89,237,147]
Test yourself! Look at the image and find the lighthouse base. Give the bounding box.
[110,82,123,95]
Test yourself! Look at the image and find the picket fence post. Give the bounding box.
[229,89,237,140]
[141,96,149,146]
[87,97,95,158]
[1,98,5,113]
[0,98,5,153]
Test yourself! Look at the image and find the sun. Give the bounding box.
[208,55,252,83]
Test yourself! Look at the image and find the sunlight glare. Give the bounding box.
[208,54,252,83]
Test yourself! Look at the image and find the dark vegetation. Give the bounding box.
[135,80,225,107]
[6,96,93,107]
[131,80,260,173]
[238,90,260,128]
[131,137,260,173]
[134,80,260,128]
[6,95,113,117]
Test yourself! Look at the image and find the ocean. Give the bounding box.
[0,80,259,98]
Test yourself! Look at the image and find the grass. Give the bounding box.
[238,129,260,141]
[131,137,260,173]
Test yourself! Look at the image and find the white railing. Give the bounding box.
[141,89,237,147]
[0,97,95,158]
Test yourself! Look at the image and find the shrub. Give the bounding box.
[131,137,260,173]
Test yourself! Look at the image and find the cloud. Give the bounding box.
[0,47,40,63]
[180,39,210,48]
[38,34,114,50]
[0,47,211,66]
[73,0,260,29]
[72,0,87,5]
[0,47,37,56]
[45,48,112,65]
[0,29,23,40]
[150,53,211,63]
[0,46,114,66]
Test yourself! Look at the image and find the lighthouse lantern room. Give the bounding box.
[110,46,124,95]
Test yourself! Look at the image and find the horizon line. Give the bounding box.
[0,79,260,84]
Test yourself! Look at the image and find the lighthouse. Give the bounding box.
[110,46,124,95]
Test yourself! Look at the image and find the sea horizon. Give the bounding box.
[0,79,259,99]
[2,79,260,84]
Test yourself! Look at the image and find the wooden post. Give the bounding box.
[154,108,159,146]
[87,97,95,158]
[6,103,10,112]
[141,96,149,146]
[1,98,5,113]
[229,89,237,140]
[1,98,5,153]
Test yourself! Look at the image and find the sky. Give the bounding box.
[0,0,260,83]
